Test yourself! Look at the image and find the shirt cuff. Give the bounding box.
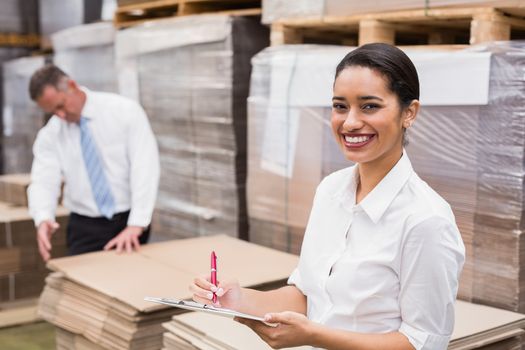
[127,209,152,228]
[399,322,450,350]
[287,268,303,291]
[33,212,55,228]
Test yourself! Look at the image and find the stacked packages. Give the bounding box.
[0,174,68,303]
[161,301,525,350]
[0,48,32,173]
[116,15,269,241]
[247,42,525,313]
[2,56,46,174]
[39,0,105,48]
[0,0,38,34]
[51,22,118,93]
[38,235,298,349]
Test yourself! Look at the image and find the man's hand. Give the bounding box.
[103,225,144,253]
[37,220,60,262]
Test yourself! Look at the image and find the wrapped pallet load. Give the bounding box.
[51,21,118,93]
[39,0,105,48]
[247,42,525,320]
[0,48,33,174]
[2,56,47,174]
[0,0,39,34]
[116,14,269,240]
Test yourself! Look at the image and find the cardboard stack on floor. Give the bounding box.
[38,234,298,350]
[247,45,349,254]
[0,0,39,173]
[160,300,525,350]
[2,56,47,174]
[51,21,118,93]
[115,14,269,241]
[247,42,525,323]
[0,174,68,303]
[38,0,105,50]
[162,311,310,350]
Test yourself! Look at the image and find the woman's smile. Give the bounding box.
[342,133,376,148]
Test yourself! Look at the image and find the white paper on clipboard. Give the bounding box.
[144,296,279,327]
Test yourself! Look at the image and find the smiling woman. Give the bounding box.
[190,43,465,350]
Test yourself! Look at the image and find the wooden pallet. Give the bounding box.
[114,0,261,28]
[270,7,525,46]
[0,33,40,48]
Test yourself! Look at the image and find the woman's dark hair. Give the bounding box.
[335,43,419,108]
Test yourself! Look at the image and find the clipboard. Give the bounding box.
[144,296,279,327]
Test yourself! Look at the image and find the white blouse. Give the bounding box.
[288,152,465,350]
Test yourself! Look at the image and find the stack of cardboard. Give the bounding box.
[55,328,105,350]
[0,1,38,172]
[0,200,68,304]
[247,45,351,254]
[160,300,525,350]
[116,15,269,241]
[162,311,310,350]
[247,42,525,313]
[0,47,33,173]
[0,173,31,206]
[2,56,46,174]
[0,0,38,35]
[38,0,105,49]
[38,235,298,349]
[451,301,525,349]
[51,21,118,93]
[0,173,68,302]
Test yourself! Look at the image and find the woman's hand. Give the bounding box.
[190,275,243,309]
[236,311,315,349]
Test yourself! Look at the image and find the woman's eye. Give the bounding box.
[332,103,347,111]
[362,104,380,110]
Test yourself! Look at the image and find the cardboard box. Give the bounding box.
[39,234,299,350]
[116,15,269,240]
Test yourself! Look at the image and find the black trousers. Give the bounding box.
[67,211,150,256]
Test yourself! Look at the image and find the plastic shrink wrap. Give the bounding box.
[248,42,525,313]
[116,15,269,240]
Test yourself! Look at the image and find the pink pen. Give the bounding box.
[211,251,218,303]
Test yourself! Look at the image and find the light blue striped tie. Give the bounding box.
[79,117,115,219]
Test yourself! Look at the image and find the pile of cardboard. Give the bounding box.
[51,21,118,93]
[0,47,33,173]
[0,174,68,303]
[247,45,353,254]
[451,301,525,349]
[0,0,39,34]
[247,42,525,313]
[39,0,105,50]
[1,54,46,174]
[38,234,298,349]
[162,311,309,350]
[159,300,525,350]
[115,14,269,241]
[0,174,31,206]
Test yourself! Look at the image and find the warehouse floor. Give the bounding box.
[0,322,54,350]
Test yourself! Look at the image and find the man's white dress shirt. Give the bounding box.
[288,152,465,350]
[28,88,160,228]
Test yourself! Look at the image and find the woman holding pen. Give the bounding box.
[191,43,465,350]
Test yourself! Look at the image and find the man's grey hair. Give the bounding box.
[29,64,69,101]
